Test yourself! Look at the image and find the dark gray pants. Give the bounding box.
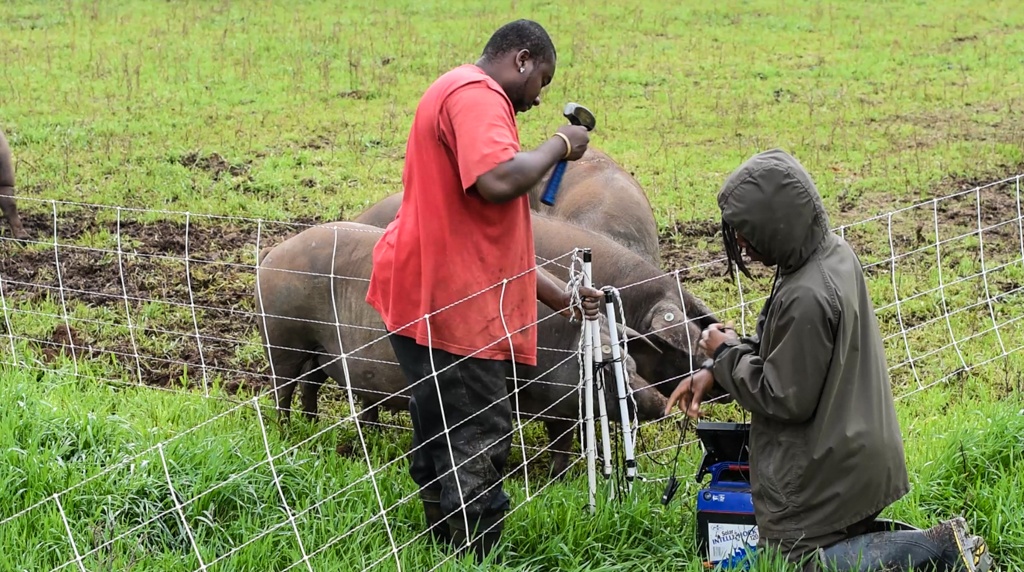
[783,519,966,572]
[813,531,958,571]
[389,333,513,533]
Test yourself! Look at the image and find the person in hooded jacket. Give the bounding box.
[665,149,994,571]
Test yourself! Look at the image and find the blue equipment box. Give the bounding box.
[695,422,758,569]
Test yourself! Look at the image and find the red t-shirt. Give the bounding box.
[365,64,538,366]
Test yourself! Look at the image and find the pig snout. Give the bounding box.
[627,374,668,421]
[598,368,668,423]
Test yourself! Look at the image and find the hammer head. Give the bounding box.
[563,103,596,131]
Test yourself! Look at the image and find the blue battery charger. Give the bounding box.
[694,422,757,570]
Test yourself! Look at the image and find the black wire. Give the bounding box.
[635,371,695,468]
[660,416,690,506]
[737,408,751,485]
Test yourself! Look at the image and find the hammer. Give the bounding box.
[541,102,597,206]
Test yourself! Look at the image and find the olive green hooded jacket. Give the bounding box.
[711,149,910,549]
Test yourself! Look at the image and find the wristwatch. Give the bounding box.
[700,357,715,371]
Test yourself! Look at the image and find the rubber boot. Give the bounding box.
[420,491,451,545]
[813,517,992,572]
[929,517,993,572]
[447,512,504,565]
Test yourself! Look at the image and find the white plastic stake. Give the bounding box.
[604,290,636,490]
[581,249,597,512]
[592,317,614,480]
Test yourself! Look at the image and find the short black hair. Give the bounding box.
[481,19,556,64]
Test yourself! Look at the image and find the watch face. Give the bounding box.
[702,358,715,370]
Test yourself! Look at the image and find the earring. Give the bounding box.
[519,67,525,73]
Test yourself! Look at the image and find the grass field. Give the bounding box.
[2,0,1024,570]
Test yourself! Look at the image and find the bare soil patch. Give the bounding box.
[659,170,1023,276]
[3,168,1020,401]
[179,151,251,179]
[1,211,323,395]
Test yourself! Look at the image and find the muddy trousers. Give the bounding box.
[812,531,961,571]
[775,515,971,572]
[388,333,513,562]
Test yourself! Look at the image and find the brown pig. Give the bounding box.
[527,147,661,267]
[254,220,668,478]
[355,194,720,399]
[0,128,28,241]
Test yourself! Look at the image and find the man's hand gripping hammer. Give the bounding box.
[541,103,597,206]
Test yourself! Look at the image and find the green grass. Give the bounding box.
[2,364,1022,571]
[2,0,1024,570]
[3,0,1022,225]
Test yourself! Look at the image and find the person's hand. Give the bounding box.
[560,285,603,321]
[699,322,738,357]
[556,125,590,161]
[664,368,716,419]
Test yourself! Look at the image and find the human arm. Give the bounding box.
[710,287,836,423]
[440,83,590,204]
[536,265,602,321]
[474,126,589,204]
[664,367,716,418]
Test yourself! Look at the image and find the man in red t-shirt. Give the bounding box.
[365,19,601,563]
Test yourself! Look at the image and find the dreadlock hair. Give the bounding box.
[722,219,753,280]
[480,19,556,64]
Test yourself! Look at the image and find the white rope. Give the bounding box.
[976,187,1007,356]
[115,208,143,384]
[499,277,531,498]
[157,443,208,571]
[253,218,284,411]
[50,200,79,375]
[424,314,468,533]
[183,212,210,396]
[326,226,401,571]
[253,398,314,572]
[0,255,17,359]
[886,212,922,388]
[1017,176,1024,273]
[933,198,968,372]
[567,248,588,468]
[53,495,87,572]
[4,173,1024,570]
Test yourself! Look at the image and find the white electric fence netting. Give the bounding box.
[0,173,1021,571]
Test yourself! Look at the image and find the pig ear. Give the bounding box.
[648,309,679,339]
[648,308,704,350]
[618,323,662,354]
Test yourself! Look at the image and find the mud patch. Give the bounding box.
[661,171,1023,279]
[338,90,375,100]
[179,151,251,179]
[838,174,1023,268]
[41,324,90,363]
[301,135,334,150]
[1,211,326,395]
[658,219,777,282]
[659,219,721,268]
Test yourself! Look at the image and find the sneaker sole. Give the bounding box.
[951,522,993,572]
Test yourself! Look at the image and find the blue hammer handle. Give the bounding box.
[541,161,568,206]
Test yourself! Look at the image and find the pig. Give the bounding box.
[0,128,28,241]
[527,147,661,267]
[254,220,668,478]
[354,193,720,399]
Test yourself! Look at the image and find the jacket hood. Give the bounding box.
[717,149,830,274]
